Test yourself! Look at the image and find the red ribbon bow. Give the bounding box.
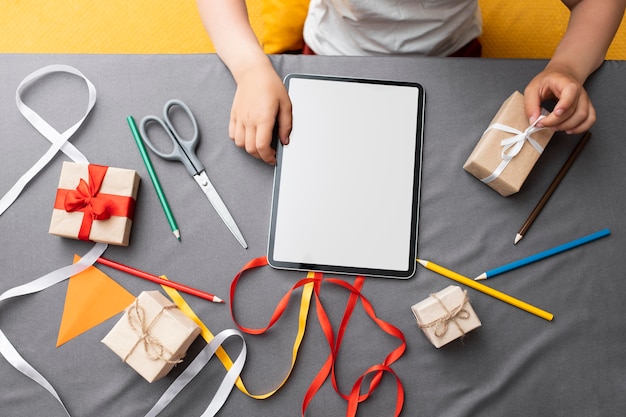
[55,164,135,241]
[65,178,113,220]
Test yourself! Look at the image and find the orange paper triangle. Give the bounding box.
[56,255,136,347]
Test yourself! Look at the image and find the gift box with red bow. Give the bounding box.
[463,91,554,196]
[49,162,140,246]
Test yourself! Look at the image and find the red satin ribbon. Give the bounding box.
[230,257,406,417]
[54,164,136,241]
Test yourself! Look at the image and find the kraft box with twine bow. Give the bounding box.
[463,91,554,196]
[411,285,481,348]
[49,162,140,246]
[102,290,201,383]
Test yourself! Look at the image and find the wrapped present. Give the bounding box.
[49,162,140,246]
[411,285,481,348]
[102,290,201,383]
[463,91,554,196]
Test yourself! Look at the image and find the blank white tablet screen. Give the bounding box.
[269,75,423,278]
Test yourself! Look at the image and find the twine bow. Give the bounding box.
[124,299,182,364]
[418,291,471,338]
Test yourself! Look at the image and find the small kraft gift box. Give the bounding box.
[102,291,201,383]
[463,91,554,196]
[49,162,140,246]
[411,285,481,348]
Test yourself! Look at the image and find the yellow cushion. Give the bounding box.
[479,0,626,59]
[261,0,310,53]
[256,0,626,58]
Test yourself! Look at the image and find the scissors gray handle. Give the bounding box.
[139,99,204,176]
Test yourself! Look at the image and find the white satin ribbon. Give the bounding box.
[0,242,108,417]
[0,64,104,416]
[0,64,96,216]
[1,64,243,417]
[480,115,547,184]
[144,328,247,417]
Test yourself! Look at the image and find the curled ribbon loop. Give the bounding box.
[144,327,247,417]
[481,115,547,184]
[0,65,95,216]
[230,257,406,417]
[0,65,103,417]
[418,292,471,338]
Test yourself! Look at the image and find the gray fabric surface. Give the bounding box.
[0,54,624,417]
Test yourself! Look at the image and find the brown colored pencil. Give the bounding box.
[515,131,592,244]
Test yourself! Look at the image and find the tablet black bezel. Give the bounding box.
[267,73,425,279]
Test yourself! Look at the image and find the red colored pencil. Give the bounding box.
[96,257,224,304]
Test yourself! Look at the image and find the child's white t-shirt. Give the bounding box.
[303,0,482,56]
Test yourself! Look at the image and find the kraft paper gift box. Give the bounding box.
[102,291,201,383]
[463,91,554,196]
[411,285,481,348]
[49,162,140,246]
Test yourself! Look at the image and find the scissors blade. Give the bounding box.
[193,171,248,249]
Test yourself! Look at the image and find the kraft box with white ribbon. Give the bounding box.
[463,91,554,196]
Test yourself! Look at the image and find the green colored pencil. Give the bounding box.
[127,115,180,241]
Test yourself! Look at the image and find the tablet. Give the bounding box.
[268,74,424,278]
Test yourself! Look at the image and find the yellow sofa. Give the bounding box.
[252,0,626,59]
[1,0,625,59]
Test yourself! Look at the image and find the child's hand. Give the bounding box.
[524,65,596,134]
[229,65,292,164]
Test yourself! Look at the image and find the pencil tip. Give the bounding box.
[474,273,487,281]
[174,230,181,241]
[213,296,224,304]
[416,259,427,267]
[514,233,523,245]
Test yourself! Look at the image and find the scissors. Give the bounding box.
[139,99,247,248]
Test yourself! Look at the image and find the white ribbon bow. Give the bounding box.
[481,115,547,184]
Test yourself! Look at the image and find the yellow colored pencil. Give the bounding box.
[417,259,554,321]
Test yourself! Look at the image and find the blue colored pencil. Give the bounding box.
[475,228,611,280]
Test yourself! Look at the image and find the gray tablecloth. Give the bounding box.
[1,54,624,417]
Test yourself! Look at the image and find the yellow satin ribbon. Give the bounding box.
[159,273,315,399]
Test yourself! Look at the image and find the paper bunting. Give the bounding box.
[56,254,135,347]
